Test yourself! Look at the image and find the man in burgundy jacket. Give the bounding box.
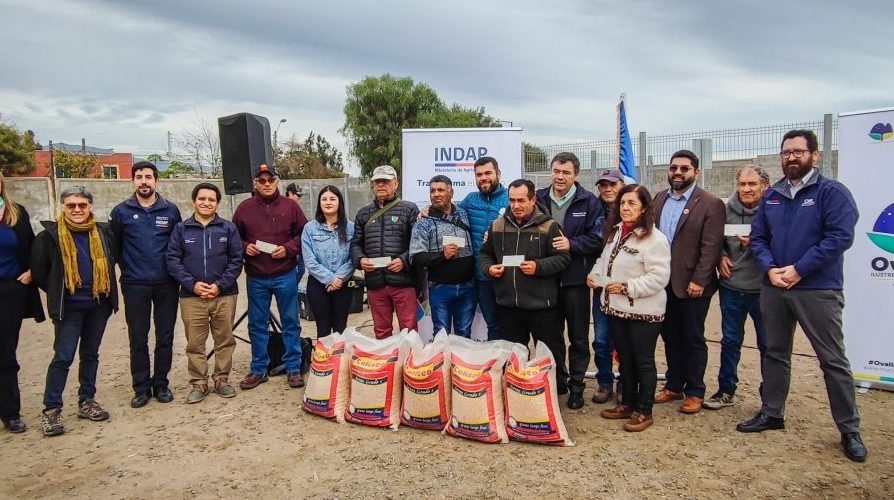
[232,165,307,390]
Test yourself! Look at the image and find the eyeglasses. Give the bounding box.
[255,177,277,185]
[668,165,693,174]
[780,149,809,158]
[64,202,90,210]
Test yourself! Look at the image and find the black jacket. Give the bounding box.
[479,207,571,310]
[535,183,604,287]
[350,196,420,290]
[31,220,119,321]
[6,204,45,322]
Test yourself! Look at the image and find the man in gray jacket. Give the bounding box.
[705,166,769,410]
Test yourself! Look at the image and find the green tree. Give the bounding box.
[53,149,101,178]
[0,123,37,175]
[277,132,346,179]
[159,159,196,179]
[341,74,499,177]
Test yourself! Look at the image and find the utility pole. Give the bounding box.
[166,131,172,158]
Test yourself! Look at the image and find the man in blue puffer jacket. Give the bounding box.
[458,156,509,340]
[110,161,182,408]
[736,129,867,463]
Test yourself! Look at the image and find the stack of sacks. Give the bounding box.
[343,329,408,430]
[504,341,574,446]
[301,332,351,422]
[443,336,527,444]
[401,330,451,430]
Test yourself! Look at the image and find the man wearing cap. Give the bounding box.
[232,164,308,390]
[591,167,624,404]
[285,182,307,285]
[351,165,420,338]
[110,161,182,408]
[535,152,603,409]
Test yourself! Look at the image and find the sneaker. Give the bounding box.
[239,373,268,390]
[42,408,64,437]
[214,379,236,398]
[623,412,654,432]
[287,372,305,389]
[591,384,614,404]
[704,391,735,410]
[186,385,210,404]
[77,399,110,421]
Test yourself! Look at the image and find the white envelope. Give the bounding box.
[591,274,609,288]
[442,235,466,248]
[502,255,525,267]
[255,240,278,254]
[724,224,752,237]
[368,256,393,268]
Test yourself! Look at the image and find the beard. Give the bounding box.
[668,175,695,192]
[136,186,156,199]
[478,180,498,195]
[783,156,814,181]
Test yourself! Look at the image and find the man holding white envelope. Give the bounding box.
[479,179,571,392]
[232,164,308,391]
[409,175,475,337]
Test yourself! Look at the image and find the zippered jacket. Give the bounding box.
[350,196,420,290]
[166,214,244,298]
[110,193,181,284]
[31,220,119,321]
[750,169,858,290]
[232,191,307,278]
[409,204,475,285]
[478,206,570,310]
[536,182,604,287]
[459,184,509,281]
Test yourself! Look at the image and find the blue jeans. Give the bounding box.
[429,281,476,338]
[475,279,502,340]
[44,301,112,409]
[718,287,767,394]
[247,273,303,375]
[591,297,615,387]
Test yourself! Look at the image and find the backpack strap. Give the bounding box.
[364,198,401,230]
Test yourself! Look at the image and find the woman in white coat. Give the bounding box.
[588,184,670,432]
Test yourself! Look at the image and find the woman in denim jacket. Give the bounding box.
[301,186,356,337]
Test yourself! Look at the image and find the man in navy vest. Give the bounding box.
[110,161,182,408]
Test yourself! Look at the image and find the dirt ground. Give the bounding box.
[1,288,891,499]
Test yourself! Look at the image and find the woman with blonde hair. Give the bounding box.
[0,173,45,433]
[31,185,118,436]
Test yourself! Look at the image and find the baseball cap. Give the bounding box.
[371,165,397,181]
[254,164,277,179]
[596,168,623,184]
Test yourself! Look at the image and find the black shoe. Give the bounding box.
[4,418,26,433]
[153,387,174,403]
[841,432,868,462]
[736,412,785,433]
[130,392,152,408]
[567,391,585,410]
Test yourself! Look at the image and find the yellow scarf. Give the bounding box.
[57,213,110,298]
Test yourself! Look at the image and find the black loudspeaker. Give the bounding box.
[218,112,274,195]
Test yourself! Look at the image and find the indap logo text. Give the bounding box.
[434,146,489,168]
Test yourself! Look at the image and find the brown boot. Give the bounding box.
[623,412,654,432]
[654,388,684,404]
[591,384,614,404]
[600,404,633,420]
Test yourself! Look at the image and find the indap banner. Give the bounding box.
[401,127,523,208]
[838,107,894,390]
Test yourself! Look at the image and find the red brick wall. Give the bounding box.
[26,151,134,179]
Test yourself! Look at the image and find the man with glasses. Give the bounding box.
[737,129,867,463]
[110,161,181,408]
[652,150,725,414]
[233,164,308,390]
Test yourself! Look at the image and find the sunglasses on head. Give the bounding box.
[668,165,693,174]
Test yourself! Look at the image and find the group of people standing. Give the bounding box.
[0,128,867,462]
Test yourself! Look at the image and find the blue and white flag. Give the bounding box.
[617,96,637,183]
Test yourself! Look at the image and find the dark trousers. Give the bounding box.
[759,286,860,434]
[559,286,591,392]
[44,300,112,409]
[476,279,502,340]
[122,281,179,395]
[306,276,353,338]
[497,305,568,392]
[610,316,661,415]
[0,279,27,421]
[661,291,712,398]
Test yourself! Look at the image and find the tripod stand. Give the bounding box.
[206,308,287,376]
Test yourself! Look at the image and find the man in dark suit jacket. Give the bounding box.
[652,150,725,414]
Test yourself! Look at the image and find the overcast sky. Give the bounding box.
[1,0,891,173]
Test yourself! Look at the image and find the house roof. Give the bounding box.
[50,142,115,155]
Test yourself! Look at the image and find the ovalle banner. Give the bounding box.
[402,127,523,341]
[838,107,894,390]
